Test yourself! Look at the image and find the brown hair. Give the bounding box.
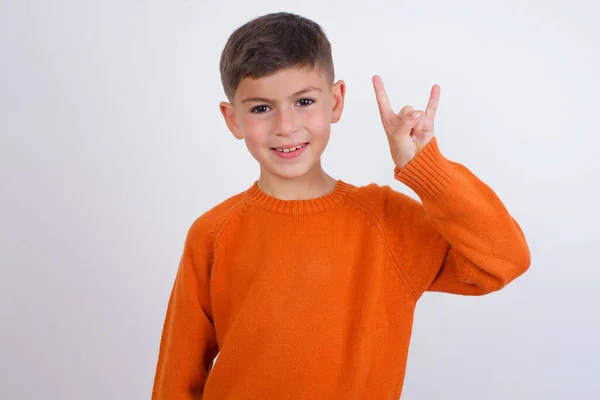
[219,12,335,102]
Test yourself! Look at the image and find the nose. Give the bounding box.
[275,107,299,136]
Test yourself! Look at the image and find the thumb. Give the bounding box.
[393,105,421,138]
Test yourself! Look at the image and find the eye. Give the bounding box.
[250,105,270,114]
[297,98,315,107]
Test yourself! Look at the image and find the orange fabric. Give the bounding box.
[152,138,530,399]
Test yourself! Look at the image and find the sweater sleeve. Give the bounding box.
[152,218,220,399]
[385,137,531,298]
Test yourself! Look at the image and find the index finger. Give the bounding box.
[426,84,441,120]
[372,75,395,124]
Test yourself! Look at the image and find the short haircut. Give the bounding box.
[219,12,335,102]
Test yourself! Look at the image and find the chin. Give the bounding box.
[262,158,321,181]
[267,165,314,180]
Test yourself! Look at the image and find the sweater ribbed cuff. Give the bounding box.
[394,137,456,200]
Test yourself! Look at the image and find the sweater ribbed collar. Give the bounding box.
[244,179,352,215]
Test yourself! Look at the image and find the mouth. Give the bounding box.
[270,142,309,153]
[270,142,309,159]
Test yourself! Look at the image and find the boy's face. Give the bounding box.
[220,66,345,182]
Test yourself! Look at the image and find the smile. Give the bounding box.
[270,142,309,159]
[271,143,308,153]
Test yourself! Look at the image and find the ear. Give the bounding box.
[331,80,346,124]
[219,101,244,140]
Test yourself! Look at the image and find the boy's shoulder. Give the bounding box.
[345,181,432,238]
[186,189,248,241]
[347,180,424,215]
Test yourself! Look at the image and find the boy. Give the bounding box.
[152,11,530,400]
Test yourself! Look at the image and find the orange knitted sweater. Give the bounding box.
[152,138,530,399]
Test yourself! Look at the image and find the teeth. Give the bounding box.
[275,143,305,152]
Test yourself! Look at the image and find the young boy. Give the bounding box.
[152,11,530,400]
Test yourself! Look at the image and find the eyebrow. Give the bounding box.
[241,86,322,104]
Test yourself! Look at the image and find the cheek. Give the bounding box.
[240,114,263,134]
[240,117,269,150]
[306,105,332,137]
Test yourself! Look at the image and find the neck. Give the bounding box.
[257,165,338,201]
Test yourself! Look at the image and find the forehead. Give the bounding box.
[235,67,328,102]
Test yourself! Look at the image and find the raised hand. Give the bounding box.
[372,75,440,169]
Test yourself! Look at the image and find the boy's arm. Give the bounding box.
[152,220,219,400]
[384,137,531,297]
[371,77,529,297]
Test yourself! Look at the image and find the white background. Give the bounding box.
[1,0,599,399]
